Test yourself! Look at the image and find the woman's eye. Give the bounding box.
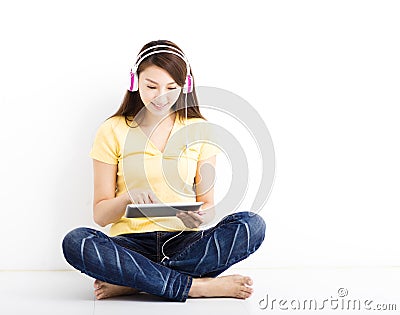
[146,86,177,90]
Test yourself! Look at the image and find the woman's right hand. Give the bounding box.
[126,188,161,204]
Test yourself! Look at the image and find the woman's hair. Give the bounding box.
[111,39,205,126]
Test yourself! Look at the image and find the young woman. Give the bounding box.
[62,39,266,302]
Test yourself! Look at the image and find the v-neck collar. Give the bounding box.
[135,114,179,154]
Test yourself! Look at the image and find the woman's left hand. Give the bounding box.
[176,210,205,228]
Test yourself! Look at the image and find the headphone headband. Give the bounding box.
[129,44,193,94]
[135,45,189,65]
[133,49,191,76]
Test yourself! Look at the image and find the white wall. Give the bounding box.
[0,0,399,270]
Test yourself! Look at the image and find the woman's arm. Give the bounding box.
[92,159,130,227]
[92,159,161,227]
[195,154,217,223]
[176,155,217,228]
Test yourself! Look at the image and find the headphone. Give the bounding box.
[129,44,193,94]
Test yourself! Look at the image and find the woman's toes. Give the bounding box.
[94,279,103,290]
[237,290,249,299]
[96,288,108,300]
[239,286,253,298]
[243,285,254,295]
[94,289,102,299]
[244,276,253,286]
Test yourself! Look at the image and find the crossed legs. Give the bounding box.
[62,211,266,302]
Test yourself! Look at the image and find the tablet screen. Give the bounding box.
[125,201,204,218]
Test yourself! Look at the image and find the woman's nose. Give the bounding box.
[154,89,169,102]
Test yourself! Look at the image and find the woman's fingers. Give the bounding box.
[176,212,193,227]
[177,211,204,228]
[142,192,153,204]
[128,189,159,204]
[188,211,204,224]
[148,191,160,203]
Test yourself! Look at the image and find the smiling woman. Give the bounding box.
[111,40,204,127]
[140,67,181,114]
[61,39,266,302]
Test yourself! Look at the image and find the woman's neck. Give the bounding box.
[140,109,176,128]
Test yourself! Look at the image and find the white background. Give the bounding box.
[0,0,399,270]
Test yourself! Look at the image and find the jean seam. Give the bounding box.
[156,232,160,262]
[181,275,192,302]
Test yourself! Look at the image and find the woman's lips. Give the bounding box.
[152,102,168,109]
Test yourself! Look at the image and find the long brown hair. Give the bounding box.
[111,40,205,126]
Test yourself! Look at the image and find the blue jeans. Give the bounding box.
[62,211,266,302]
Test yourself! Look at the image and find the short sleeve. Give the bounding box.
[198,142,222,161]
[89,119,119,165]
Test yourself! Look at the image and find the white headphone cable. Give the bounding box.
[161,90,193,263]
[161,229,185,262]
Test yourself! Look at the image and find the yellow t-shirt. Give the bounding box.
[90,114,221,236]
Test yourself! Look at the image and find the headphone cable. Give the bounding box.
[161,229,185,262]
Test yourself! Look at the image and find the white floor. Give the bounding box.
[1,267,399,315]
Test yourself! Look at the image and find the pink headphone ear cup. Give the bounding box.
[130,71,139,92]
[183,74,193,94]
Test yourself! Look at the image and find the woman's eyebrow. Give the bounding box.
[145,78,176,85]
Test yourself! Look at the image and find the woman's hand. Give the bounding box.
[127,188,160,204]
[176,210,205,228]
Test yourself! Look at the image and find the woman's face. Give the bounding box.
[138,65,182,116]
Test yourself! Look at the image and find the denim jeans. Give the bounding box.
[62,211,266,302]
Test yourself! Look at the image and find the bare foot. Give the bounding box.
[94,279,140,300]
[188,274,254,299]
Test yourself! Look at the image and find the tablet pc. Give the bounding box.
[125,201,204,218]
